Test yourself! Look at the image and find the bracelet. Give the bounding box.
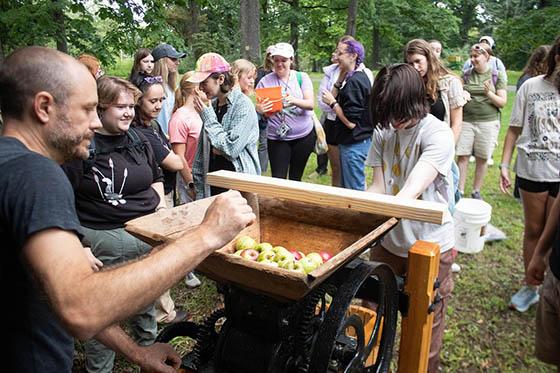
[188,182,195,189]
[329,101,337,109]
[499,163,510,170]
[155,206,167,212]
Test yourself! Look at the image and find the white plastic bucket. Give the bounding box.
[453,198,492,254]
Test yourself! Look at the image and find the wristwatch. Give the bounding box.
[188,182,195,189]
[333,81,343,89]
[329,101,337,109]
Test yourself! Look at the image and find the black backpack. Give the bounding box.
[84,128,146,173]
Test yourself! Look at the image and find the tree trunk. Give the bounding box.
[51,0,68,53]
[290,0,300,68]
[240,0,261,64]
[346,0,359,36]
[371,23,381,68]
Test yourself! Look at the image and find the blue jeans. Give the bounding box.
[339,138,372,191]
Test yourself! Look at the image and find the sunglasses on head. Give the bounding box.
[472,45,489,55]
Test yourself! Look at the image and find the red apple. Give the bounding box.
[320,251,332,262]
[240,249,259,261]
[290,250,303,261]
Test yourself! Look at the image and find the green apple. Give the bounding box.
[306,252,324,266]
[293,261,306,274]
[278,258,295,270]
[233,250,243,256]
[257,250,276,262]
[259,259,279,267]
[255,242,274,252]
[299,256,319,273]
[273,246,288,254]
[275,250,294,263]
[236,236,257,251]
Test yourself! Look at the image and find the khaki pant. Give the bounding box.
[370,245,455,373]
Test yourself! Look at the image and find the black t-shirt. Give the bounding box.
[63,131,163,230]
[550,223,560,280]
[334,71,373,145]
[0,137,82,372]
[429,92,446,122]
[133,121,176,195]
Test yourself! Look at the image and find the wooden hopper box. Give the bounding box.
[126,171,447,301]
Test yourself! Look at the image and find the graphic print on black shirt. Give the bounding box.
[63,131,163,230]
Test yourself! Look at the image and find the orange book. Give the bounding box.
[255,86,283,115]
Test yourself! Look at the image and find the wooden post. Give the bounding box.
[398,241,440,373]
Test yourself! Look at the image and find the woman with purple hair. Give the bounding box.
[321,39,373,190]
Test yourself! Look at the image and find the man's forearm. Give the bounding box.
[94,325,142,365]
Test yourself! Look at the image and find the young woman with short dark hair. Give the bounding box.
[365,63,456,373]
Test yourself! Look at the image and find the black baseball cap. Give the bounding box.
[152,43,186,61]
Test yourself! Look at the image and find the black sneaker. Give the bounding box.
[471,191,482,200]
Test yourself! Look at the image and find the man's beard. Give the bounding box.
[47,111,93,162]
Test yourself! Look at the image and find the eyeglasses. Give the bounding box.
[335,50,349,56]
[142,76,163,84]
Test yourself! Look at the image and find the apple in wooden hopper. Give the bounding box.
[259,259,279,267]
[293,261,306,274]
[257,250,276,262]
[236,236,256,251]
[300,256,319,273]
[239,249,259,261]
[255,242,274,252]
[290,250,304,261]
[278,258,295,270]
[306,252,324,266]
[320,251,332,262]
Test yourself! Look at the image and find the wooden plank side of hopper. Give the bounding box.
[207,171,446,225]
[307,217,399,282]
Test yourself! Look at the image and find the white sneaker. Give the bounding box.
[451,263,461,273]
[487,158,494,166]
[510,285,539,312]
[185,272,201,288]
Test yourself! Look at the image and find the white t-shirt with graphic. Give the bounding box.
[510,75,560,182]
[366,114,455,257]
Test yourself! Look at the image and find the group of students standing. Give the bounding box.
[16,33,557,372]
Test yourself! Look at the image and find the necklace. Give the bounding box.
[276,71,292,95]
[387,122,421,188]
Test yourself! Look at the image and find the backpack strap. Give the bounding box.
[83,128,146,173]
[491,59,499,86]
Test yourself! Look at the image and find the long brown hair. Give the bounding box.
[152,58,177,91]
[404,39,452,101]
[129,48,151,80]
[545,36,560,93]
[173,71,197,112]
[522,45,550,77]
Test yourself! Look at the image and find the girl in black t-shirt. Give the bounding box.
[132,76,183,203]
[62,76,174,371]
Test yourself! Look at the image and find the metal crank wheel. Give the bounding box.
[308,262,398,373]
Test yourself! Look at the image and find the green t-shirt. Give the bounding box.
[463,67,507,122]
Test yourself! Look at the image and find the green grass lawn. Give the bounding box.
[75,69,554,372]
